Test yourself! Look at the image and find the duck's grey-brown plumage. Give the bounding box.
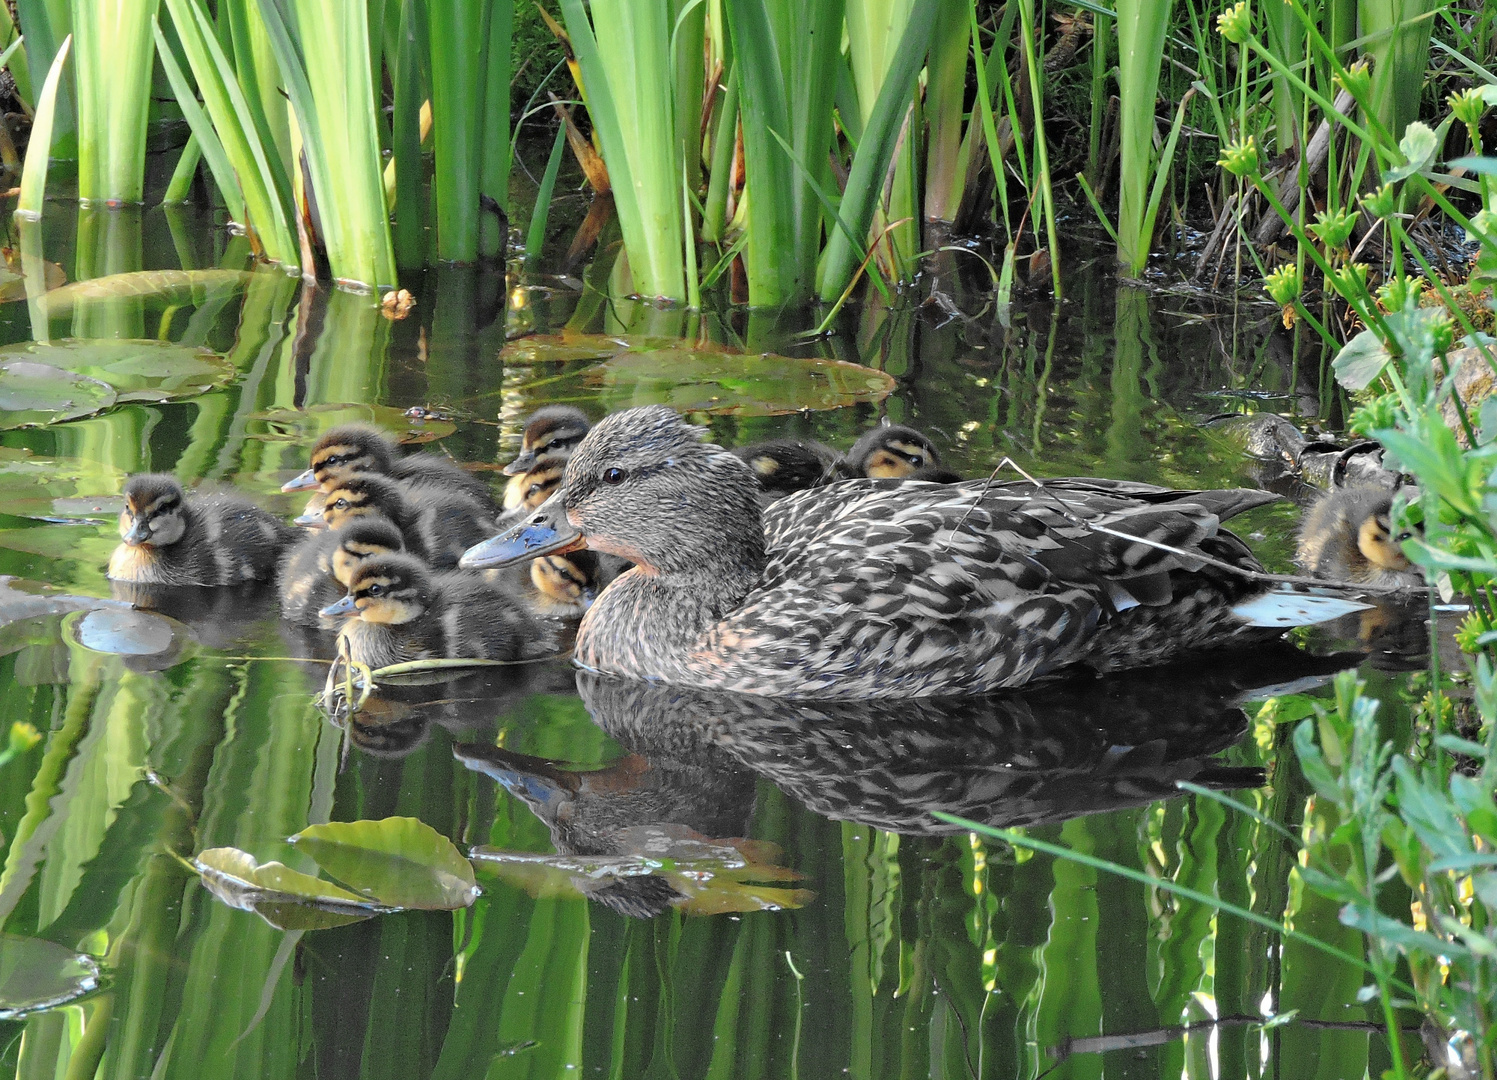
[461,407,1344,699]
[107,474,296,586]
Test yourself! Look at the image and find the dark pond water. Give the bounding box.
[0,181,1449,1079]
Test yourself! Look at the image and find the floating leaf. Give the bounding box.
[0,935,102,1019]
[0,360,117,429]
[0,250,66,303]
[0,340,236,404]
[0,577,127,629]
[494,334,895,416]
[290,817,479,910]
[67,608,182,657]
[1331,329,1392,391]
[34,269,254,314]
[0,524,117,567]
[248,404,457,444]
[1385,121,1438,183]
[194,847,383,930]
[0,451,126,523]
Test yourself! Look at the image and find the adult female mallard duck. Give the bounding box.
[283,423,493,508]
[459,406,1365,699]
[1297,484,1424,589]
[108,474,297,586]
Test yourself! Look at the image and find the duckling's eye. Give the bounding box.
[333,498,350,510]
[602,467,627,486]
[366,584,384,597]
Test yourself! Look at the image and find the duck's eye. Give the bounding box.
[334,498,350,510]
[602,467,627,486]
[366,584,384,597]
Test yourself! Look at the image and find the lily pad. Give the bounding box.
[0,340,236,404]
[0,360,117,429]
[0,576,127,629]
[195,847,383,931]
[495,334,894,416]
[35,268,253,315]
[0,248,67,303]
[0,935,102,1019]
[248,404,457,445]
[0,451,126,523]
[290,817,479,910]
[67,608,181,656]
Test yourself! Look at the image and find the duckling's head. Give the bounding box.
[321,552,434,624]
[847,424,941,479]
[282,424,397,492]
[1350,490,1414,572]
[331,517,407,586]
[119,474,188,547]
[531,553,597,606]
[502,458,568,513]
[463,406,763,577]
[504,406,591,475]
[321,473,407,531]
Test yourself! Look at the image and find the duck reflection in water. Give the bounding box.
[457,646,1356,918]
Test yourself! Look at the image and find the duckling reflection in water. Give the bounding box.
[279,517,406,625]
[283,423,493,507]
[1297,484,1424,589]
[846,422,942,478]
[321,553,536,668]
[108,474,297,586]
[321,472,497,567]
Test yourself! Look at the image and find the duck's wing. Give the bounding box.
[706,480,1268,697]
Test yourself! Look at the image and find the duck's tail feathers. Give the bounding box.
[1231,589,1373,627]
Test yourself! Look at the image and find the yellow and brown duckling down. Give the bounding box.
[321,472,497,567]
[1297,484,1424,589]
[461,406,1367,699]
[279,517,406,625]
[731,438,849,503]
[283,423,493,508]
[320,553,534,669]
[846,423,942,479]
[108,474,297,586]
[505,406,591,476]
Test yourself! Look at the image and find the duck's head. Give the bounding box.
[463,405,762,576]
[331,517,407,586]
[320,552,433,624]
[321,473,407,531]
[502,458,567,513]
[119,474,188,547]
[282,424,397,492]
[1348,488,1415,572]
[847,423,941,479]
[504,406,591,475]
[531,553,598,606]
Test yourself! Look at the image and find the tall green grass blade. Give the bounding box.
[1015,0,1061,296]
[816,0,935,300]
[223,0,295,184]
[526,122,568,263]
[427,0,488,262]
[1114,0,1174,273]
[15,33,71,219]
[1361,0,1439,139]
[923,0,970,226]
[163,134,203,204]
[0,34,27,77]
[15,0,74,157]
[152,24,248,223]
[1136,87,1194,271]
[391,0,428,268]
[0,11,33,105]
[701,60,738,242]
[73,0,159,203]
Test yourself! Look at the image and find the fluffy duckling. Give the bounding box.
[279,517,406,625]
[321,553,533,669]
[846,423,942,479]
[502,458,567,516]
[504,406,591,477]
[283,424,493,508]
[1297,485,1424,589]
[321,472,497,567]
[107,474,297,586]
[731,438,848,503]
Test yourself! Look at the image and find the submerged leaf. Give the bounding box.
[495,334,895,416]
[0,360,117,429]
[194,847,382,930]
[290,817,479,910]
[0,340,236,404]
[0,935,102,1019]
[0,451,125,523]
[35,269,253,313]
[0,252,66,303]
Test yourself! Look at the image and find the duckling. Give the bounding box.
[461,406,1369,699]
[504,406,591,477]
[846,423,942,479]
[731,438,848,503]
[519,553,605,617]
[320,553,534,669]
[279,517,406,625]
[321,472,497,567]
[501,457,567,517]
[108,474,297,586]
[283,424,494,508]
[1297,484,1424,589]
[293,489,327,528]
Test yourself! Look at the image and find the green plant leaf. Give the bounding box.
[0,934,102,1019]
[66,608,182,657]
[36,269,254,314]
[0,340,236,403]
[1448,155,1497,176]
[194,847,382,930]
[1384,121,1438,183]
[1331,329,1392,390]
[0,360,117,429]
[15,34,70,218]
[290,817,478,910]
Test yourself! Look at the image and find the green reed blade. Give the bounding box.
[701,59,737,243]
[1114,0,1174,274]
[15,0,73,156]
[153,24,247,222]
[15,32,70,219]
[427,0,487,262]
[391,0,427,268]
[163,134,202,204]
[923,0,970,226]
[73,0,159,204]
[526,121,569,263]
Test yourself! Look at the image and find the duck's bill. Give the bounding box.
[319,595,358,618]
[281,469,319,492]
[122,521,149,545]
[501,451,537,476]
[293,507,327,528]
[460,504,584,570]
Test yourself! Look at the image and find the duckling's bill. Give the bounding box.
[461,496,584,569]
[281,468,320,492]
[502,450,539,476]
[321,594,359,618]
